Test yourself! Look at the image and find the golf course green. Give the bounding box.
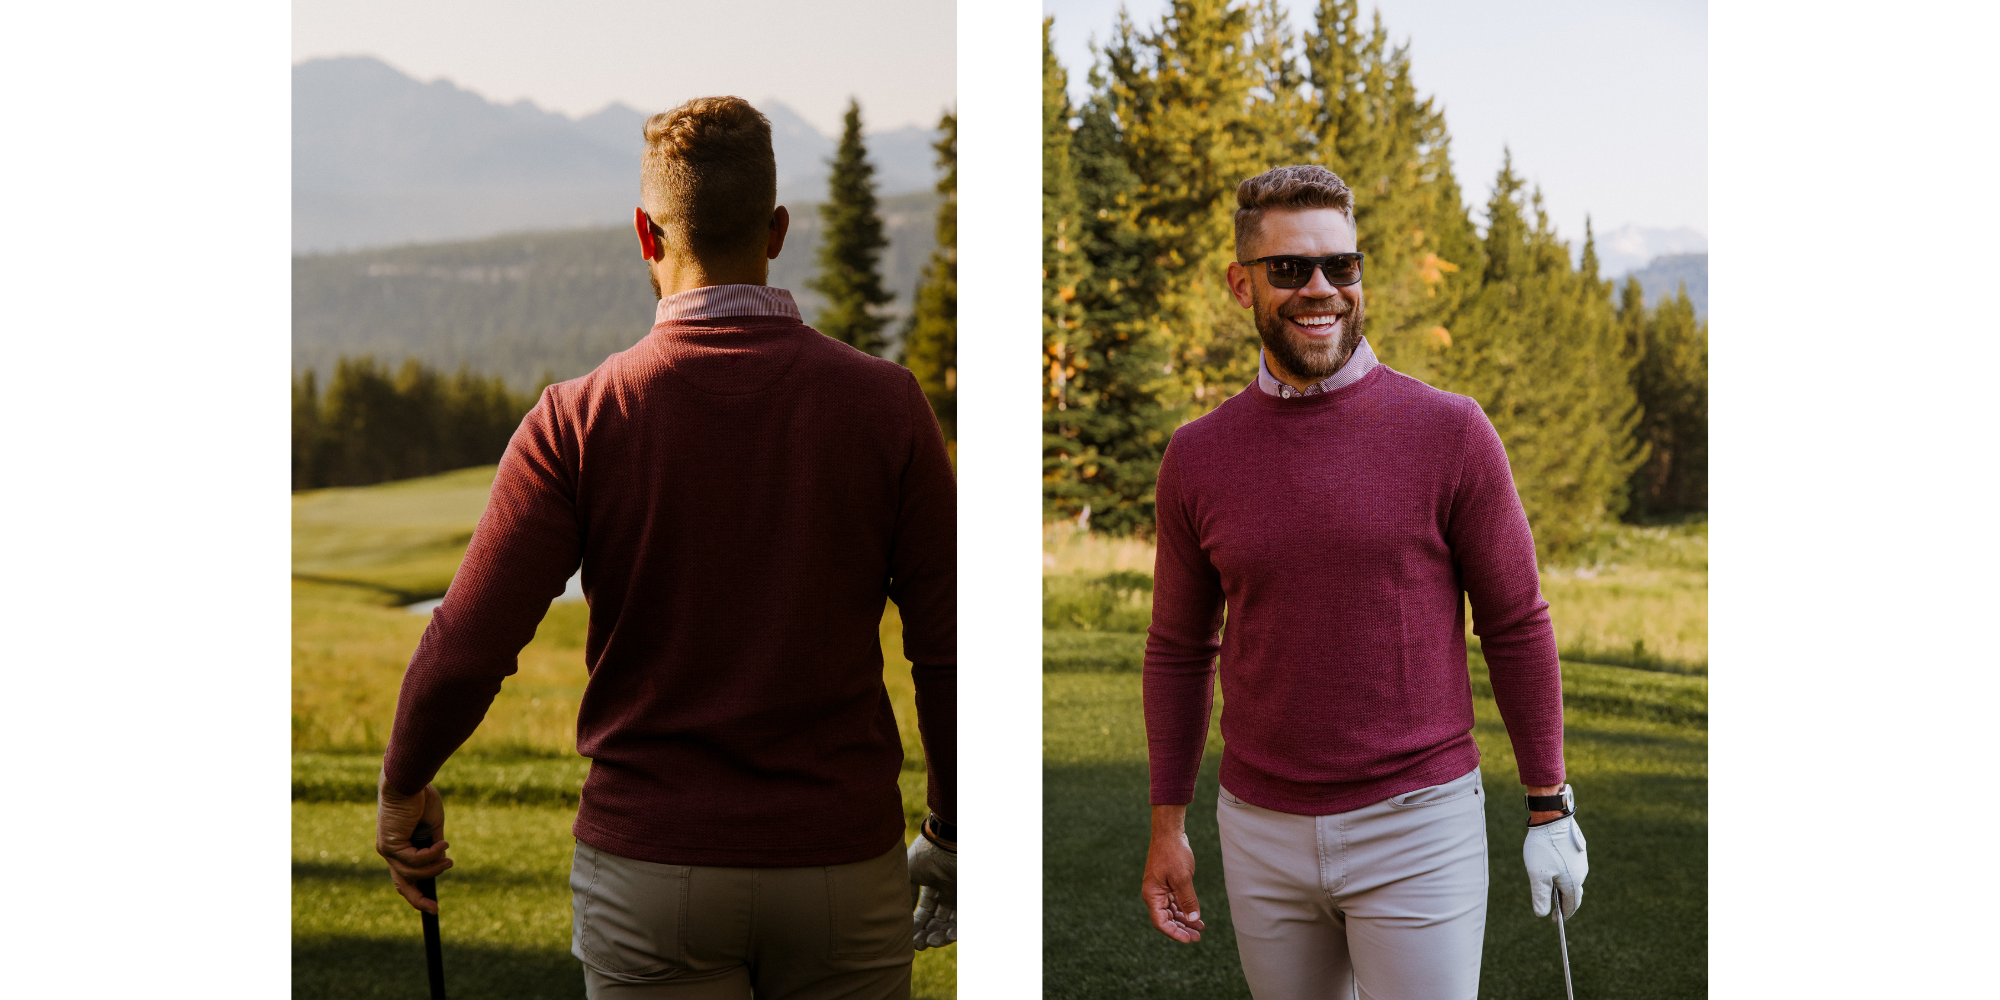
[293,466,955,998]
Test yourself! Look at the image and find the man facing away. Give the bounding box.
[1140,165,1589,999]
[373,96,958,1000]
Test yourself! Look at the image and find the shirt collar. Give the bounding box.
[653,284,802,325]
[1256,337,1378,399]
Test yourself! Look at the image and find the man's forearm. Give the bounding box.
[1151,803,1189,838]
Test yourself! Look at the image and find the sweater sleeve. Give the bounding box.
[1447,402,1565,787]
[889,375,957,824]
[381,389,583,795]
[1142,438,1228,805]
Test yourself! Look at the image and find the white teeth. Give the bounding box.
[1295,316,1339,327]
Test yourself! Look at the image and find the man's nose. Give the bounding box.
[1299,265,1342,297]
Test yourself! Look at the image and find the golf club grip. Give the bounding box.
[411,828,440,901]
[411,826,447,999]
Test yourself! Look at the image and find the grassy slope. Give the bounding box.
[293,467,953,998]
[1041,522,1707,999]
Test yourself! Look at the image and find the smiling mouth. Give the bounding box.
[1288,314,1344,337]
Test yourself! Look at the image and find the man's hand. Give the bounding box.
[1141,805,1205,943]
[376,777,452,915]
[907,827,956,950]
[1523,813,1588,920]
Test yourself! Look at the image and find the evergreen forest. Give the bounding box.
[291,358,546,490]
[1042,2,1707,558]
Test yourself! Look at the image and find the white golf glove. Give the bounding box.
[907,831,956,950]
[1523,812,1588,920]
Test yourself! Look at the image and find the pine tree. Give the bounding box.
[1301,1,1480,384]
[809,99,894,356]
[1043,19,1097,522]
[901,110,957,440]
[1439,157,1644,560]
[1104,0,1269,417]
[1044,19,1184,533]
[1625,279,1707,517]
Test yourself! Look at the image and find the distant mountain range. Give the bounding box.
[294,56,945,253]
[1626,253,1707,320]
[1594,223,1706,280]
[1577,224,1706,320]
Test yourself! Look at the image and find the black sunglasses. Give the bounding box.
[1241,253,1365,288]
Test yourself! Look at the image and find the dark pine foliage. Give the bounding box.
[809,99,895,356]
[293,357,545,490]
[900,111,957,441]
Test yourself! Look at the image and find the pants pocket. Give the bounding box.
[571,842,691,977]
[826,844,912,961]
[1385,769,1481,810]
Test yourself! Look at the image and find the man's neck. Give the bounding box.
[654,257,769,297]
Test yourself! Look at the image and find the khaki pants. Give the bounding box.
[570,840,913,999]
[1217,767,1489,1000]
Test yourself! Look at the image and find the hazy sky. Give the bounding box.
[1043,0,1707,241]
[294,0,956,136]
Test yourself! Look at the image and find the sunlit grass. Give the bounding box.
[1042,520,1158,575]
[295,468,952,997]
[293,465,498,602]
[1042,519,1709,672]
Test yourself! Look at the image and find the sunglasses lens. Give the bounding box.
[1264,256,1360,288]
[1264,258,1312,288]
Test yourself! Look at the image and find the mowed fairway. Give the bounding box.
[1041,522,1706,999]
[294,466,955,999]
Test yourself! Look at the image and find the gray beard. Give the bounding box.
[1256,295,1365,384]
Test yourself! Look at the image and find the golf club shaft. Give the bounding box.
[412,826,447,1000]
[1554,887,1573,1000]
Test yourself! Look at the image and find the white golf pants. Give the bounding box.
[1216,766,1488,1000]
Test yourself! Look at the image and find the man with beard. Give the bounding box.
[1138,165,1588,999]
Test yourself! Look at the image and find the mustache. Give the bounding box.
[1278,296,1354,320]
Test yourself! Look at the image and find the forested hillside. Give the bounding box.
[293,191,940,390]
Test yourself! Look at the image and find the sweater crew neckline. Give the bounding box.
[1241,361,1387,412]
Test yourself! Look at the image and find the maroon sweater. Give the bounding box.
[382,315,956,867]
[1144,364,1563,816]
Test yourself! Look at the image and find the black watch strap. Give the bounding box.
[922,814,957,852]
[1525,794,1568,811]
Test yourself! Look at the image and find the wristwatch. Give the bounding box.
[1525,784,1575,823]
[921,813,957,852]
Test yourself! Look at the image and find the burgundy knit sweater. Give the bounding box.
[382,315,956,867]
[1144,364,1564,816]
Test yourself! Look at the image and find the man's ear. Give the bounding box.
[766,206,790,260]
[1226,261,1256,308]
[634,207,661,262]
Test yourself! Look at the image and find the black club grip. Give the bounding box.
[410,824,446,999]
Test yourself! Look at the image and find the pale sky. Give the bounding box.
[1043,0,1707,242]
[294,0,956,136]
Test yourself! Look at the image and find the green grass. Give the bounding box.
[294,468,953,998]
[293,465,500,604]
[1041,521,1707,998]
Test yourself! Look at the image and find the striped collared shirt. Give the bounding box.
[653,284,803,324]
[1256,337,1378,399]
